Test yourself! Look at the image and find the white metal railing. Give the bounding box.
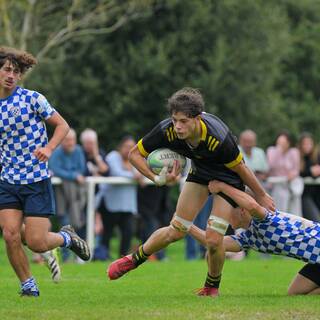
[51,176,153,259]
[51,175,320,260]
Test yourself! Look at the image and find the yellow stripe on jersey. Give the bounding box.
[166,129,171,141]
[200,119,207,141]
[211,140,219,151]
[207,135,220,151]
[137,139,149,158]
[170,127,174,141]
[166,127,177,142]
[224,152,243,168]
[209,137,216,150]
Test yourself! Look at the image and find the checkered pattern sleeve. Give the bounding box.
[31,92,55,120]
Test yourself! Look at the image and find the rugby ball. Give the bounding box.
[147,148,187,174]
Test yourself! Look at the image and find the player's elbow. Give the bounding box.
[64,122,70,134]
[128,146,138,163]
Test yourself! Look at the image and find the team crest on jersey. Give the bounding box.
[9,106,21,117]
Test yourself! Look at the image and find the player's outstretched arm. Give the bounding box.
[230,161,275,212]
[188,224,241,252]
[34,112,70,162]
[223,236,242,252]
[208,180,266,219]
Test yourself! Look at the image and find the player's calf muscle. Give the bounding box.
[157,226,184,244]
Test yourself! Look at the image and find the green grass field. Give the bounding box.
[1,240,320,320]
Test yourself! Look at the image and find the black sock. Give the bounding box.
[132,245,150,266]
[204,273,221,288]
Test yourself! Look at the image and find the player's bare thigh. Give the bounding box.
[24,216,51,252]
[175,182,209,221]
[0,209,24,242]
[288,273,319,295]
[211,194,236,222]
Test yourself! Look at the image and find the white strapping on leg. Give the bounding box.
[207,215,229,235]
[170,215,193,232]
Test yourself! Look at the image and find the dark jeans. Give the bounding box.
[100,202,133,257]
[138,185,173,260]
[185,195,213,260]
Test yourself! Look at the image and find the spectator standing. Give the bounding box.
[49,129,87,260]
[80,128,109,178]
[298,132,320,222]
[239,130,269,183]
[138,184,175,261]
[267,131,302,216]
[80,128,109,260]
[98,136,143,258]
[238,129,269,259]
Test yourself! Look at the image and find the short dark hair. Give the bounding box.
[167,87,204,118]
[0,47,37,74]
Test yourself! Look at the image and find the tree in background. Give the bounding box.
[0,0,156,71]
[1,0,320,149]
[276,0,320,141]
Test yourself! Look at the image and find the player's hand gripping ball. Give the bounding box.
[147,148,187,174]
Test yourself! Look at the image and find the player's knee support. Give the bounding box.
[170,215,193,233]
[207,215,229,235]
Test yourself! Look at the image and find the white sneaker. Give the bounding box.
[41,249,61,283]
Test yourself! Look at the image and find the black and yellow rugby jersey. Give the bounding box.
[137,112,244,188]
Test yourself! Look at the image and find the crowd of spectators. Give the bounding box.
[47,128,320,263]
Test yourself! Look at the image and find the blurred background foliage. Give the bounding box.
[1,0,320,149]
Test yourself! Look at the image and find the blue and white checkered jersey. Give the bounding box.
[0,86,56,184]
[231,210,320,264]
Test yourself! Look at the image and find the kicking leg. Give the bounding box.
[107,182,209,280]
[21,222,61,283]
[24,217,90,261]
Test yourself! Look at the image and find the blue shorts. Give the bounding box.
[0,179,56,217]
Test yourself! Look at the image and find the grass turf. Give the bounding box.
[1,240,320,320]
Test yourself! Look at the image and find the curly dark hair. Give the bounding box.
[167,87,204,118]
[0,47,37,74]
